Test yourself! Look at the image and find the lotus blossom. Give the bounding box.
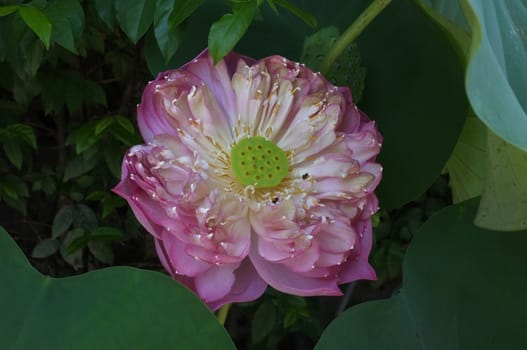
[113,49,382,310]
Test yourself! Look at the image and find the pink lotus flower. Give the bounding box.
[113,50,382,310]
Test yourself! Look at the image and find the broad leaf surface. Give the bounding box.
[462,0,527,152]
[419,0,527,229]
[352,0,467,209]
[315,198,527,349]
[446,110,487,203]
[0,227,235,350]
[474,131,527,231]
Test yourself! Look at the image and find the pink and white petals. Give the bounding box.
[114,49,382,310]
[249,240,342,296]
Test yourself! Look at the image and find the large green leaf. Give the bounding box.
[474,131,527,231]
[415,0,470,65]
[446,110,487,203]
[462,0,527,152]
[315,198,527,349]
[418,1,527,230]
[353,0,467,209]
[0,227,235,350]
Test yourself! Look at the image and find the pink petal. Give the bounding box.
[335,87,361,133]
[249,241,342,296]
[282,240,320,272]
[344,125,383,166]
[257,237,293,262]
[113,182,164,239]
[162,232,210,277]
[250,200,300,240]
[208,260,267,311]
[137,78,179,142]
[194,264,238,303]
[183,49,240,127]
[339,219,377,282]
[314,173,375,199]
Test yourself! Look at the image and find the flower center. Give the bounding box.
[230,136,289,189]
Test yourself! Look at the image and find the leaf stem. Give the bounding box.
[217,303,231,326]
[320,0,392,75]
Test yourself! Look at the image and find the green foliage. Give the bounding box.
[269,0,317,28]
[462,1,527,152]
[356,0,466,210]
[315,198,527,349]
[44,0,85,53]
[41,72,106,115]
[18,5,52,49]
[0,5,19,17]
[167,0,205,29]
[153,0,183,64]
[445,111,487,203]
[0,123,36,169]
[31,237,60,258]
[474,131,527,231]
[419,0,527,230]
[114,0,156,44]
[301,26,366,103]
[208,1,257,63]
[0,226,236,350]
[242,290,322,349]
[251,301,277,344]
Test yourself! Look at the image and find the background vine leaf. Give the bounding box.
[18,6,51,50]
[208,1,257,63]
[115,0,156,44]
[43,0,85,54]
[154,0,183,64]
